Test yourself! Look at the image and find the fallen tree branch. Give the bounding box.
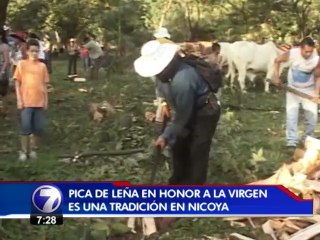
[0,150,12,154]
[222,104,284,112]
[58,148,145,160]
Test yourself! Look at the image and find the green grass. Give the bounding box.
[0,59,316,239]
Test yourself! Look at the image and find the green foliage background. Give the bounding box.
[1,0,320,239]
[5,0,320,48]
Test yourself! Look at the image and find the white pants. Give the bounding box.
[286,90,318,146]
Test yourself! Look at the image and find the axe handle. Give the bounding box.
[268,80,318,102]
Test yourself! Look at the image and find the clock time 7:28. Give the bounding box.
[30,214,63,225]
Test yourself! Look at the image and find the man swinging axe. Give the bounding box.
[273,37,320,152]
[134,40,221,231]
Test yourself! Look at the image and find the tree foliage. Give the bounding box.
[3,0,320,51]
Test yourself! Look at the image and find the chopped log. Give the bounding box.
[127,217,136,233]
[280,232,291,240]
[288,219,313,229]
[283,220,302,233]
[224,217,247,221]
[313,194,320,214]
[288,223,320,240]
[0,150,11,154]
[229,233,256,240]
[262,220,279,240]
[230,221,246,228]
[247,218,256,228]
[58,148,145,160]
[73,77,86,82]
[89,101,116,122]
[142,217,157,236]
[285,216,320,224]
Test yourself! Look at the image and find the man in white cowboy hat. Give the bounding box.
[134,40,221,229]
[135,40,221,183]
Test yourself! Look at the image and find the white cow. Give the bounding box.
[227,41,288,92]
[217,42,234,77]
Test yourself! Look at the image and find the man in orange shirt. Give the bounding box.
[14,39,49,161]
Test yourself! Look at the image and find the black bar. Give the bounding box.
[30,214,63,225]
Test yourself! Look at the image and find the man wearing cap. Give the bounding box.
[134,40,220,185]
[153,27,174,44]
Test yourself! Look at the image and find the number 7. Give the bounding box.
[37,216,42,224]
[40,189,59,212]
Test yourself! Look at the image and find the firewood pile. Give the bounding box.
[224,136,320,240]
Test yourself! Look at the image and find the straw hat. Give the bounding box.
[134,40,178,77]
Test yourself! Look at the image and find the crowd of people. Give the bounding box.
[65,35,105,81]
[0,25,108,161]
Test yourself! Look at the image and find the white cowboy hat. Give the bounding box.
[134,40,178,77]
[153,27,171,39]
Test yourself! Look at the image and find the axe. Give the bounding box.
[267,79,320,103]
[127,112,170,237]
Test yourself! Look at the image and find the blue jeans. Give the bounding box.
[20,108,46,136]
[286,91,318,146]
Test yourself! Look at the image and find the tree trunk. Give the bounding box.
[158,0,174,28]
[185,4,193,40]
[0,0,10,28]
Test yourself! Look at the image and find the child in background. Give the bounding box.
[14,39,49,161]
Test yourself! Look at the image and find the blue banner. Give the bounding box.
[0,182,313,218]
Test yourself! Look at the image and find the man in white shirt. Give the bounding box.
[83,36,103,81]
[274,37,320,150]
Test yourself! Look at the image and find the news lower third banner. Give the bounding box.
[0,182,313,218]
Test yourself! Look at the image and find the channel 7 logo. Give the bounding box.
[32,185,62,214]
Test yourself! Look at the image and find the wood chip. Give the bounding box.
[247,218,256,229]
[262,220,278,240]
[224,217,247,221]
[229,233,255,240]
[73,77,86,82]
[142,217,157,236]
[279,231,290,240]
[288,222,320,240]
[230,221,246,228]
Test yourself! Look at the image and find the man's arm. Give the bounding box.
[83,41,92,50]
[13,63,23,109]
[274,51,289,85]
[160,73,194,144]
[314,60,320,97]
[43,65,50,110]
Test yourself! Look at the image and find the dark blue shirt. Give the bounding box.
[156,63,209,143]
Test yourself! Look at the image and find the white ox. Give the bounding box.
[217,42,233,76]
[222,41,288,92]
